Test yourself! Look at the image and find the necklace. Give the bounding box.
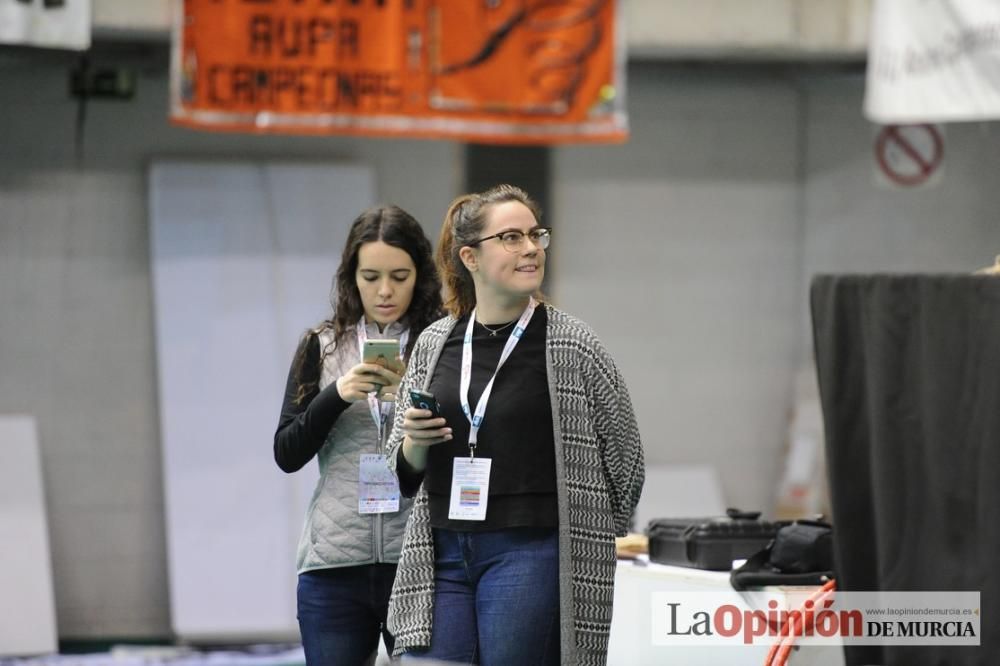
[478,319,516,336]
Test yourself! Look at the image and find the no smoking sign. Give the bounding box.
[874,124,945,189]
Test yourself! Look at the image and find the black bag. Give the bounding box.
[646,508,784,571]
[730,519,835,590]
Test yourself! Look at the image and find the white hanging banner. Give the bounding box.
[0,0,90,51]
[864,0,1000,123]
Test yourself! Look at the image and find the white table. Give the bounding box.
[608,557,845,666]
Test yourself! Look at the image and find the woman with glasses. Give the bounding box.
[273,205,442,665]
[383,184,645,666]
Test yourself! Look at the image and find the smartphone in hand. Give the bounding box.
[363,339,403,374]
[409,389,442,418]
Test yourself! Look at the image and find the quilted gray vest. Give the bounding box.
[295,320,413,572]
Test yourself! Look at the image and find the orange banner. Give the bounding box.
[170,0,627,144]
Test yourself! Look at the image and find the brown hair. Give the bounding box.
[436,184,543,317]
[292,204,443,404]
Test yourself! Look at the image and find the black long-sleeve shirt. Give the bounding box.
[396,308,558,531]
[273,333,352,473]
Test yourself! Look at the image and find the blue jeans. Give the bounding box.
[403,527,560,666]
[297,563,397,666]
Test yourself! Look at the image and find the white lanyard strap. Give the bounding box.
[460,297,537,457]
[356,319,408,447]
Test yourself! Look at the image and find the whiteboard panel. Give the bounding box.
[0,415,58,656]
[149,161,374,639]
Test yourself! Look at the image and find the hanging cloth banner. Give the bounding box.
[864,0,1000,123]
[0,0,90,50]
[170,0,627,145]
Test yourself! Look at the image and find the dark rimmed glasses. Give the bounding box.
[467,227,552,253]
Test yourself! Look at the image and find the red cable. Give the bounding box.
[765,579,837,666]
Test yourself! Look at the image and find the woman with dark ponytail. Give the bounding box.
[273,204,441,665]
[384,185,645,666]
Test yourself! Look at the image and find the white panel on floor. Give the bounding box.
[0,415,58,656]
[149,162,374,640]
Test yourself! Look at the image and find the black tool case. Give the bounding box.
[646,509,783,571]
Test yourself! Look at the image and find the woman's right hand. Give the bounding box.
[400,407,452,471]
[335,363,399,403]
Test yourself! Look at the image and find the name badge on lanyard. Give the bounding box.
[448,457,492,521]
[448,298,537,521]
[356,320,408,515]
[359,453,401,514]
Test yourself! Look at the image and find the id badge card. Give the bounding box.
[358,453,400,514]
[448,457,492,521]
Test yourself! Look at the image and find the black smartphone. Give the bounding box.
[409,389,442,418]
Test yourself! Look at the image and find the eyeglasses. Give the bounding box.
[467,228,552,253]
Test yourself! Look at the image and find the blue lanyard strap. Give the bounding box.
[356,319,408,449]
[459,298,537,458]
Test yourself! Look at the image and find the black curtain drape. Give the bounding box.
[811,274,1000,666]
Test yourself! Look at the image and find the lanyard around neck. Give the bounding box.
[356,319,408,447]
[460,297,537,458]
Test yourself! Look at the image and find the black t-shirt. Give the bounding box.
[397,306,558,530]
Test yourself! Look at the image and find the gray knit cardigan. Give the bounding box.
[385,305,645,666]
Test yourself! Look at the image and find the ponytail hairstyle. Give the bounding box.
[436,184,543,318]
[292,204,442,404]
